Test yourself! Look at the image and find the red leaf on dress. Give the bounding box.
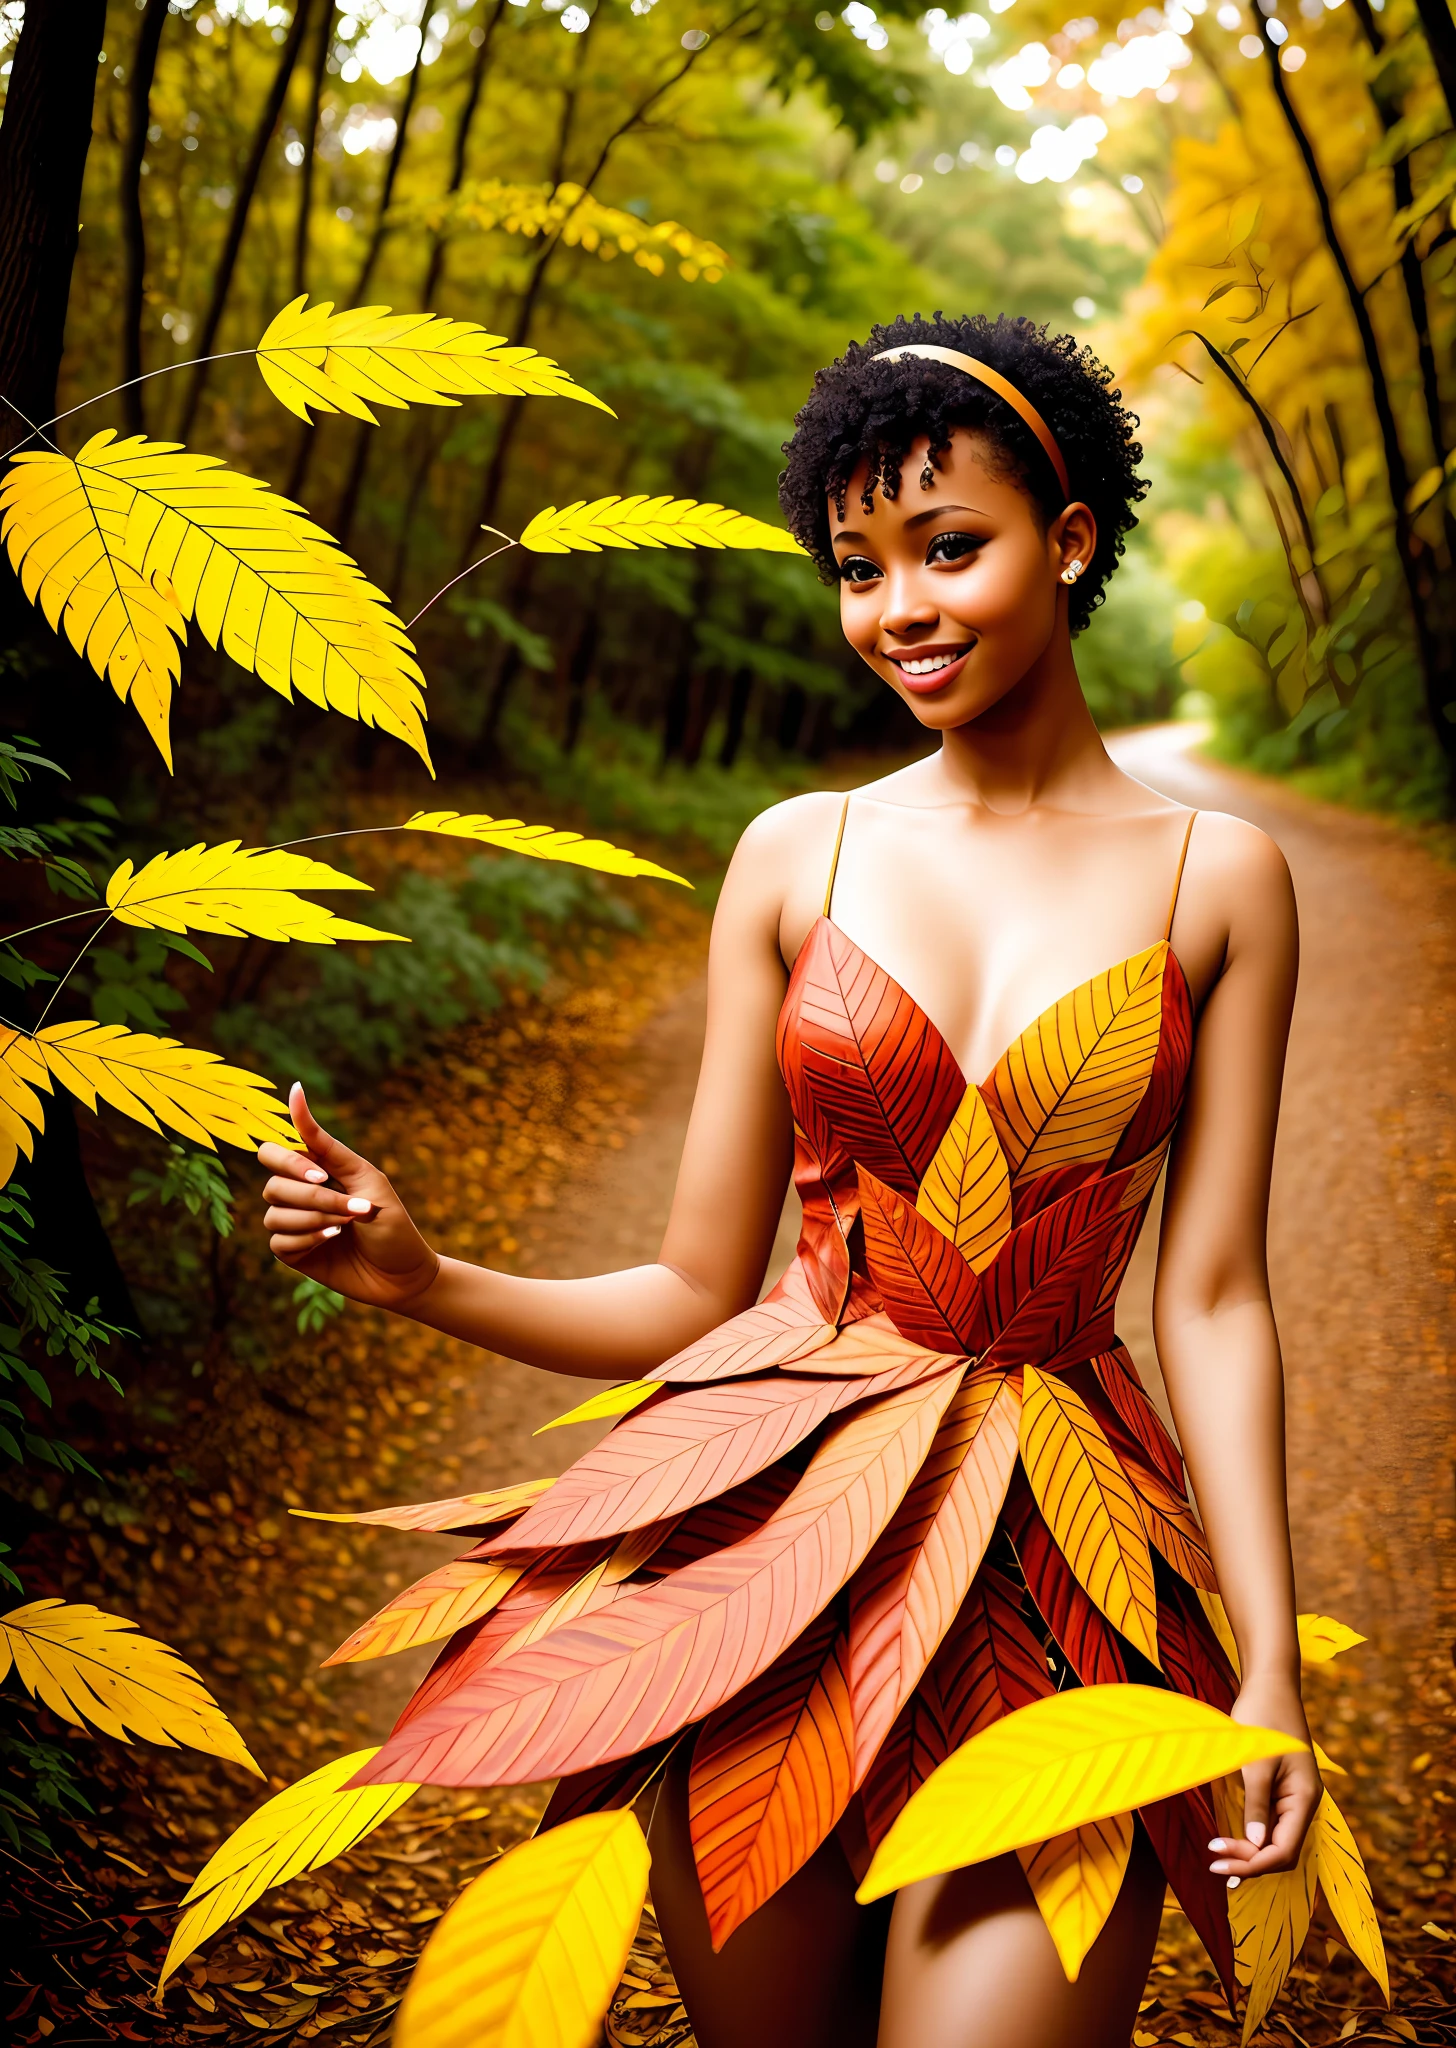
[689,1609,855,1948]
[1140,1782,1237,2003]
[1091,1345,1184,1492]
[1155,1575,1238,1713]
[1002,1477,1128,1685]
[538,1734,680,1833]
[979,1174,1129,1369]
[857,1167,988,1353]
[779,920,964,1198]
[356,1373,963,1789]
[786,1125,854,1324]
[1111,954,1194,1172]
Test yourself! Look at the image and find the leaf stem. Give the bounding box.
[0,394,67,459]
[405,531,517,630]
[34,914,115,1033]
[1,907,111,948]
[35,352,259,438]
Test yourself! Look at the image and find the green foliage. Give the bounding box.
[127,1144,234,1240]
[0,1718,94,1854]
[293,1277,347,1336]
[1074,540,1185,732]
[0,1187,127,1480]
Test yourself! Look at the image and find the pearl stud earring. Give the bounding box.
[1060,560,1084,584]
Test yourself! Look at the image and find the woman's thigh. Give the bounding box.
[877,1827,1166,2048]
[645,1749,891,2048]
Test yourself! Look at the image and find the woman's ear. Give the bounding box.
[1053,502,1098,585]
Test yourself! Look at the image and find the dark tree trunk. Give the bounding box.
[292,0,335,298]
[718,663,754,767]
[562,606,599,754]
[120,0,171,434]
[1413,0,1456,121]
[0,0,108,461]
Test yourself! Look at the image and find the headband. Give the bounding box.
[872,343,1071,500]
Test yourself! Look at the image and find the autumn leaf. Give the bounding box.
[915,1082,1012,1271]
[393,1811,650,2048]
[519,494,805,557]
[290,1477,553,1532]
[105,841,405,944]
[1313,1788,1389,2003]
[1229,1810,1318,2043]
[157,1749,419,1993]
[35,1018,298,1157]
[0,1599,260,1773]
[1297,1613,1367,1663]
[0,1028,51,1187]
[404,810,689,886]
[535,1378,662,1433]
[255,295,615,423]
[1017,1813,1134,1982]
[322,1556,526,1665]
[858,1685,1304,1900]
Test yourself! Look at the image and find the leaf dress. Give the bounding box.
[350,802,1243,1985]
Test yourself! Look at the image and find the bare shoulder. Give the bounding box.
[733,788,848,870]
[1181,810,1296,987]
[716,790,847,956]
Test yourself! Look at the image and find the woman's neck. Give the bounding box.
[929,637,1117,816]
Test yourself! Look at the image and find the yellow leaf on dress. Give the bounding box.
[393,1810,650,2048]
[536,1379,661,1433]
[1195,1589,1241,1676]
[404,810,689,886]
[106,842,405,944]
[499,1523,677,1656]
[323,1557,525,1665]
[1020,1365,1160,1663]
[35,1020,298,1157]
[1313,1788,1389,2003]
[1297,1613,1366,1663]
[0,1028,52,1187]
[519,495,805,558]
[291,1477,554,1532]
[255,296,614,423]
[1229,1813,1317,2043]
[857,1685,1303,1901]
[915,1084,1012,1271]
[157,1749,419,1992]
[1017,1811,1134,1981]
[0,1600,259,1774]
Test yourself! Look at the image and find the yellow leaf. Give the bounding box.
[255,296,614,424]
[0,1599,260,1774]
[499,1523,677,1656]
[1230,1816,1317,2042]
[0,451,186,768]
[1297,1613,1366,1663]
[105,841,405,944]
[290,1477,554,1532]
[1314,1788,1389,2003]
[35,1019,298,1156]
[1,433,430,772]
[915,1084,1012,1271]
[857,1685,1304,1901]
[1196,1588,1241,1676]
[519,494,805,558]
[1020,1365,1159,1663]
[404,810,689,886]
[0,1028,52,1187]
[1313,1741,1347,1778]
[1017,1811,1134,1981]
[322,1557,525,1665]
[394,1810,650,2048]
[535,1379,661,1433]
[157,1749,418,1993]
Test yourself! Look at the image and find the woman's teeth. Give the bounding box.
[898,650,964,675]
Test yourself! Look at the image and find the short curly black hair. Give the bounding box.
[779,312,1147,633]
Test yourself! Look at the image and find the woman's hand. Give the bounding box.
[1209,1674,1323,1885]
[258,1083,440,1311]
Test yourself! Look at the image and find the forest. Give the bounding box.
[1,1,1454,2043]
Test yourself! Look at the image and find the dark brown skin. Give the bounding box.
[258,427,1318,2045]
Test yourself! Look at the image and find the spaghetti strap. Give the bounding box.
[823,795,851,920]
[1164,810,1198,942]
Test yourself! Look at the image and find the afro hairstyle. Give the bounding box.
[778,312,1147,633]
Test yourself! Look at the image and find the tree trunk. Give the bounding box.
[1412,0,1456,122]
[0,0,108,461]
[293,0,336,298]
[120,0,171,435]
[177,0,315,442]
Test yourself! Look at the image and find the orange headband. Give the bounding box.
[873,343,1071,500]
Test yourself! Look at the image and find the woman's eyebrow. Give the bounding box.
[830,528,871,546]
[904,502,985,528]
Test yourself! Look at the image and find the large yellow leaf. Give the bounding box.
[255,296,614,424]
[323,1557,525,1665]
[404,810,689,886]
[915,1083,1012,1271]
[857,1685,1304,1901]
[0,1600,259,1773]
[393,1810,650,2048]
[106,841,404,944]
[535,1378,661,1433]
[1297,1613,1367,1663]
[35,1019,298,1156]
[158,1748,419,1993]
[984,944,1169,1182]
[291,1476,553,1532]
[520,494,805,557]
[1229,1813,1318,2043]
[0,448,185,765]
[1313,1787,1388,2002]
[0,1029,51,1187]
[1020,1365,1160,1663]
[1016,1811,1134,1981]
[1,433,430,771]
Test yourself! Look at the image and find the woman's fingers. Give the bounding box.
[257,1140,328,1183]
[269,1228,338,1258]
[262,1177,351,1215]
[290,1081,366,1177]
[264,1204,353,1234]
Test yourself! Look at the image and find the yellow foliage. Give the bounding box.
[393,1810,651,2048]
[535,1378,661,1433]
[0,1599,260,1773]
[1313,1787,1389,2003]
[519,494,805,557]
[1297,1612,1367,1663]
[1016,1812,1134,1982]
[406,179,729,283]
[858,1685,1304,1901]
[404,809,690,885]
[0,432,430,772]
[255,296,614,424]
[158,1749,419,1992]
[1230,1808,1319,2044]
[106,841,405,944]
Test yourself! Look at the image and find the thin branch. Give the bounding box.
[35,350,256,437]
[406,533,516,629]
[33,913,113,1032]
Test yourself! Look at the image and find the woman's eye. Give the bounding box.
[839,555,882,585]
[926,531,982,566]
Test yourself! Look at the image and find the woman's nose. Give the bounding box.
[877,565,939,638]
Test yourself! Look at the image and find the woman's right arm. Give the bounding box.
[256,804,821,1379]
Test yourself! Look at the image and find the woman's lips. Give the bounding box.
[885,642,973,694]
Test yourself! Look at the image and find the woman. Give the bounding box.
[258,314,1320,2048]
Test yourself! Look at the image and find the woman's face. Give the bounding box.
[829,429,1097,730]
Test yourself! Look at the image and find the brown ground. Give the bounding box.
[4,734,1454,2046]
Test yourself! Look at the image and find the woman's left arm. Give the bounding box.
[1152,813,1321,1884]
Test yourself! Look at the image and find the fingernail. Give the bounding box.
[1226,1876,1241,1890]
[346,1197,372,1215]
[322,1225,341,1238]
[1246,1822,1267,1846]
[305,1168,328,1183]
[1208,1840,1227,1853]
[1210,1860,1231,1874]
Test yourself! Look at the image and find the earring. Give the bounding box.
[1060,559,1084,584]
